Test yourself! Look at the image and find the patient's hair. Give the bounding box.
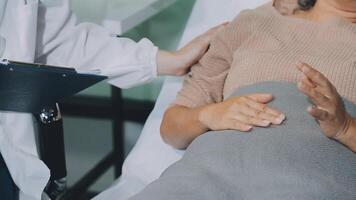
[298,0,317,10]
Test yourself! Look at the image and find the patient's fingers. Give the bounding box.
[235,104,279,126]
[296,62,328,87]
[298,80,330,107]
[308,106,330,121]
[301,74,316,88]
[228,120,252,132]
[296,62,334,98]
[257,111,285,125]
[232,108,271,127]
[243,97,285,123]
[239,106,281,127]
[206,94,286,132]
[246,93,274,103]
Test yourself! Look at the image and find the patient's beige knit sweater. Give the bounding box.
[174,3,356,107]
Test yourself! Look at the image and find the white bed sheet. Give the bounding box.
[93,76,185,200]
[94,0,269,199]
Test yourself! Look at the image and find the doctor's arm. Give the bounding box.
[35,1,224,88]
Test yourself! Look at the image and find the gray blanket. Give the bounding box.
[130,82,356,200]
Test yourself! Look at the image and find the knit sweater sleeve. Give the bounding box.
[173,11,257,108]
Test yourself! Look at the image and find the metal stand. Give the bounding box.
[37,104,67,200]
[111,87,125,178]
[36,87,155,199]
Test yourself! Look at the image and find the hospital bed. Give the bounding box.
[94,0,269,199]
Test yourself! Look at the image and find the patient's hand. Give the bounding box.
[296,63,355,143]
[199,94,286,132]
[161,93,285,149]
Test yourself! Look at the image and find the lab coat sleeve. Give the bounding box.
[35,0,158,89]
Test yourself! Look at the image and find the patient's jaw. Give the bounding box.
[299,0,356,22]
[328,0,356,9]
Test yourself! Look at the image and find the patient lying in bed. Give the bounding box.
[161,0,356,151]
[130,0,356,199]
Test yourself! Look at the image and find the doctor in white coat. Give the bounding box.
[0,0,222,199]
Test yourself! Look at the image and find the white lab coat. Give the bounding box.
[0,0,158,199]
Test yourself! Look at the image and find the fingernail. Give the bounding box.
[246,126,253,131]
[261,120,271,126]
[297,82,302,90]
[296,62,310,73]
[296,61,303,66]
[275,114,286,124]
[280,114,286,120]
[296,61,304,68]
[302,66,309,73]
[307,106,314,112]
[298,81,305,89]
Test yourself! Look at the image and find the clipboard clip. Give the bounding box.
[39,103,62,124]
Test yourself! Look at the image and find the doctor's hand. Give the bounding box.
[296,63,356,151]
[199,94,285,132]
[157,23,228,76]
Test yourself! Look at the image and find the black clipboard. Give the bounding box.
[0,59,107,114]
